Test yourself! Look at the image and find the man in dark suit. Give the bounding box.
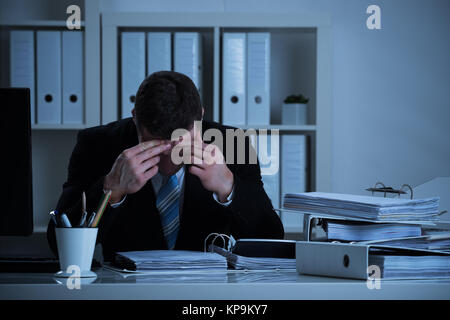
[47,71,284,261]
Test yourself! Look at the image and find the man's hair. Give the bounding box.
[134,71,202,139]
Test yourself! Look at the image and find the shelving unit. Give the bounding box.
[0,2,332,234]
[0,0,101,130]
[101,12,332,234]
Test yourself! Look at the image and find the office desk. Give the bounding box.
[1,268,450,300]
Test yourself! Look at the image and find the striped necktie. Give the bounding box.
[156,174,180,250]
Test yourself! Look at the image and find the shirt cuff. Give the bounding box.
[212,186,234,207]
[110,194,127,208]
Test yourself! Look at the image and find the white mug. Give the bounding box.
[54,227,98,278]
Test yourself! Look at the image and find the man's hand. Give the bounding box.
[186,134,234,203]
[103,140,171,203]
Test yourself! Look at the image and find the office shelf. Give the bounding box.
[101,11,332,234]
[31,123,88,130]
[0,0,100,129]
[0,20,85,28]
[238,125,317,132]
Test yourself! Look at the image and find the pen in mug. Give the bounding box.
[59,212,72,228]
[49,210,58,227]
[87,212,96,228]
[79,191,88,227]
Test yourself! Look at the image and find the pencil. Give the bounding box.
[91,190,112,228]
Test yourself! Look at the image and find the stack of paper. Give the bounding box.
[324,220,422,241]
[210,246,296,270]
[368,235,450,252]
[369,251,450,279]
[114,250,227,272]
[283,192,440,221]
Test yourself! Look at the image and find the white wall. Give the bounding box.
[103,0,450,195]
[31,131,78,231]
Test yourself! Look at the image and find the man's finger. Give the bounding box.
[137,156,160,173]
[138,140,166,153]
[143,165,159,180]
[123,140,164,159]
[136,142,171,163]
[191,146,205,161]
[189,165,205,178]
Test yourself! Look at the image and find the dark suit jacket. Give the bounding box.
[47,118,284,261]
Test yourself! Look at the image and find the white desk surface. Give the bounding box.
[1,268,450,300]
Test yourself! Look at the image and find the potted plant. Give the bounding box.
[282,94,309,125]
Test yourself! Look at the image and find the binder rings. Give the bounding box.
[121,32,145,119]
[222,33,247,126]
[62,31,83,124]
[10,31,35,124]
[247,33,270,125]
[147,32,171,75]
[174,33,202,95]
[36,31,62,124]
[281,135,307,230]
[206,234,296,270]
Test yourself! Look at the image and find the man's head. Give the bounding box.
[132,71,203,175]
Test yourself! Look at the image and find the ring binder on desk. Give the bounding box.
[280,183,447,241]
[296,235,450,280]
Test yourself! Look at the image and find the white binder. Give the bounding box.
[147,32,172,75]
[258,132,280,210]
[247,33,270,125]
[36,31,62,124]
[10,30,35,124]
[174,32,202,95]
[62,31,83,124]
[281,135,307,230]
[296,239,450,280]
[121,32,145,119]
[222,33,247,126]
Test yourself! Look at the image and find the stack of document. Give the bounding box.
[368,234,450,252]
[369,251,450,279]
[113,250,227,272]
[210,245,296,270]
[284,192,440,221]
[323,220,422,241]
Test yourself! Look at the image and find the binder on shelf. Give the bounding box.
[258,132,280,210]
[62,31,83,124]
[10,30,35,124]
[174,32,202,95]
[222,33,247,126]
[247,33,270,125]
[147,32,172,75]
[281,135,307,230]
[36,31,62,124]
[121,32,145,119]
